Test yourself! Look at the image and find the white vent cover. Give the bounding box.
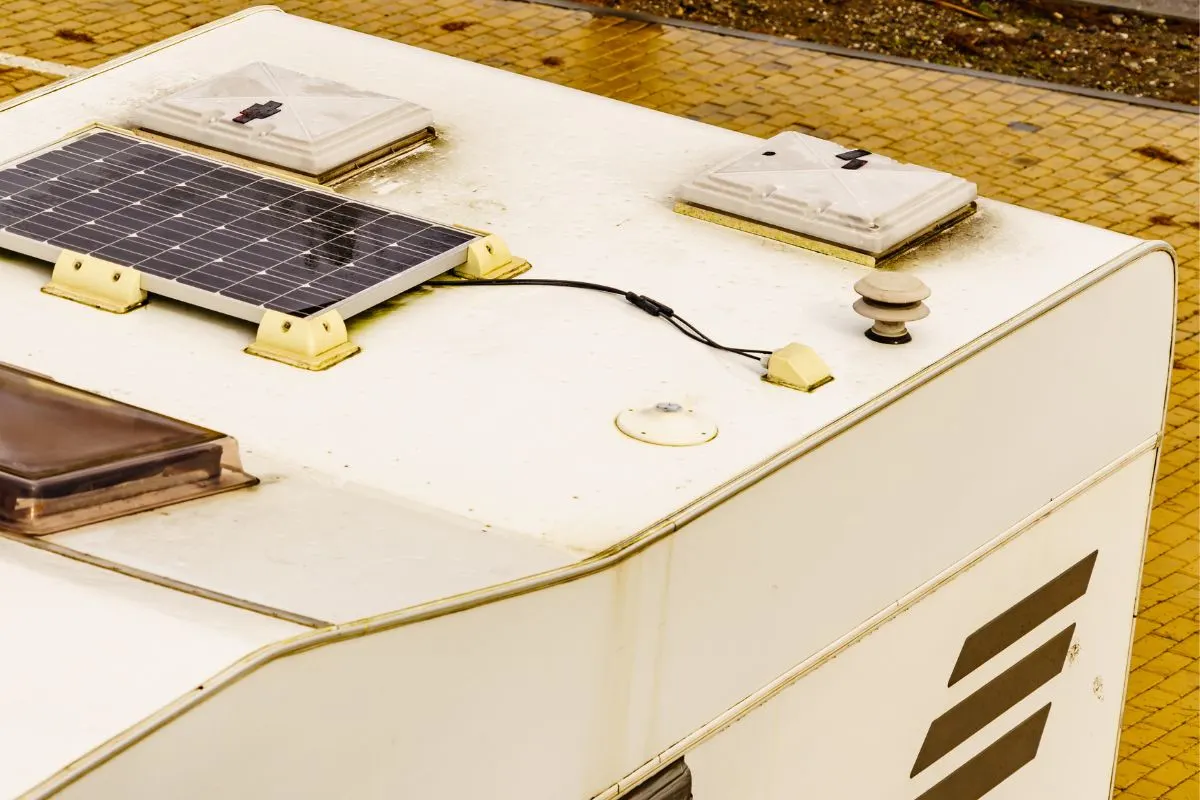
[132,62,434,177]
[675,132,977,258]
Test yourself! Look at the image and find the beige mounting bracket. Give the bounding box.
[764,342,833,392]
[450,228,531,280]
[244,310,360,371]
[42,251,148,313]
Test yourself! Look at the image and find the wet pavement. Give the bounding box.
[1095,0,1199,22]
[0,1,1197,796]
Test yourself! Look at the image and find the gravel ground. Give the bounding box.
[578,0,1199,105]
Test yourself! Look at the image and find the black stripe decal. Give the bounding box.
[912,625,1074,777]
[948,551,1096,687]
[915,704,1051,800]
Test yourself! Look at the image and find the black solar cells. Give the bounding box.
[0,129,477,319]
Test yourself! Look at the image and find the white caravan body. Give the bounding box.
[0,8,1175,800]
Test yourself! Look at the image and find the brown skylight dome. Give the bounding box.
[0,363,256,535]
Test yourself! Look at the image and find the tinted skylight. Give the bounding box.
[0,363,255,535]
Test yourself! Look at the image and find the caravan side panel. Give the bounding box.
[685,447,1157,800]
[37,253,1173,800]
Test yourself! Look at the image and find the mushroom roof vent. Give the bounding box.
[675,131,978,265]
[132,62,434,180]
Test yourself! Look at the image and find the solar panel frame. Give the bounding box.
[0,125,479,323]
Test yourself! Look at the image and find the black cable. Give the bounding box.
[424,277,772,362]
[670,313,772,356]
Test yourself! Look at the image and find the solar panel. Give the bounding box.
[0,128,478,322]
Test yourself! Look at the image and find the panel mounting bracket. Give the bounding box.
[41,251,148,313]
[244,310,361,371]
[764,342,833,392]
[450,228,531,280]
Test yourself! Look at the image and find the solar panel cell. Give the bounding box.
[272,287,340,317]
[139,248,212,278]
[0,172,38,196]
[146,217,211,242]
[51,225,126,252]
[68,131,125,152]
[94,237,169,264]
[233,181,303,206]
[311,272,372,296]
[188,171,245,196]
[8,217,62,241]
[0,128,477,322]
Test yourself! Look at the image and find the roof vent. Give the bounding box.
[131,62,435,184]
[0,363,256,535]
[675,131,977,266]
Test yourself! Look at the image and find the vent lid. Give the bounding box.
[675,132,977,264]
[132,62,434,180]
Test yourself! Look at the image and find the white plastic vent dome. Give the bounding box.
[675,131,977,259]
[132,62,434,177]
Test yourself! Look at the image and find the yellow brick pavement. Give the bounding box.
[0,2,1197,796]
[0,66,56,101]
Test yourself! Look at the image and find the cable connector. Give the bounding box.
[425,277,770,364]
[624,292,674,318]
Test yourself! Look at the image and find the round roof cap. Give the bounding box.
[853,272,931,305]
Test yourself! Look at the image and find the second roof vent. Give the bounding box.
[674,131,977,266]
[132,62,435,184]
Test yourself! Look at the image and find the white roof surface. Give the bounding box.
[0,8,1144,629]
[0,536,302,798]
